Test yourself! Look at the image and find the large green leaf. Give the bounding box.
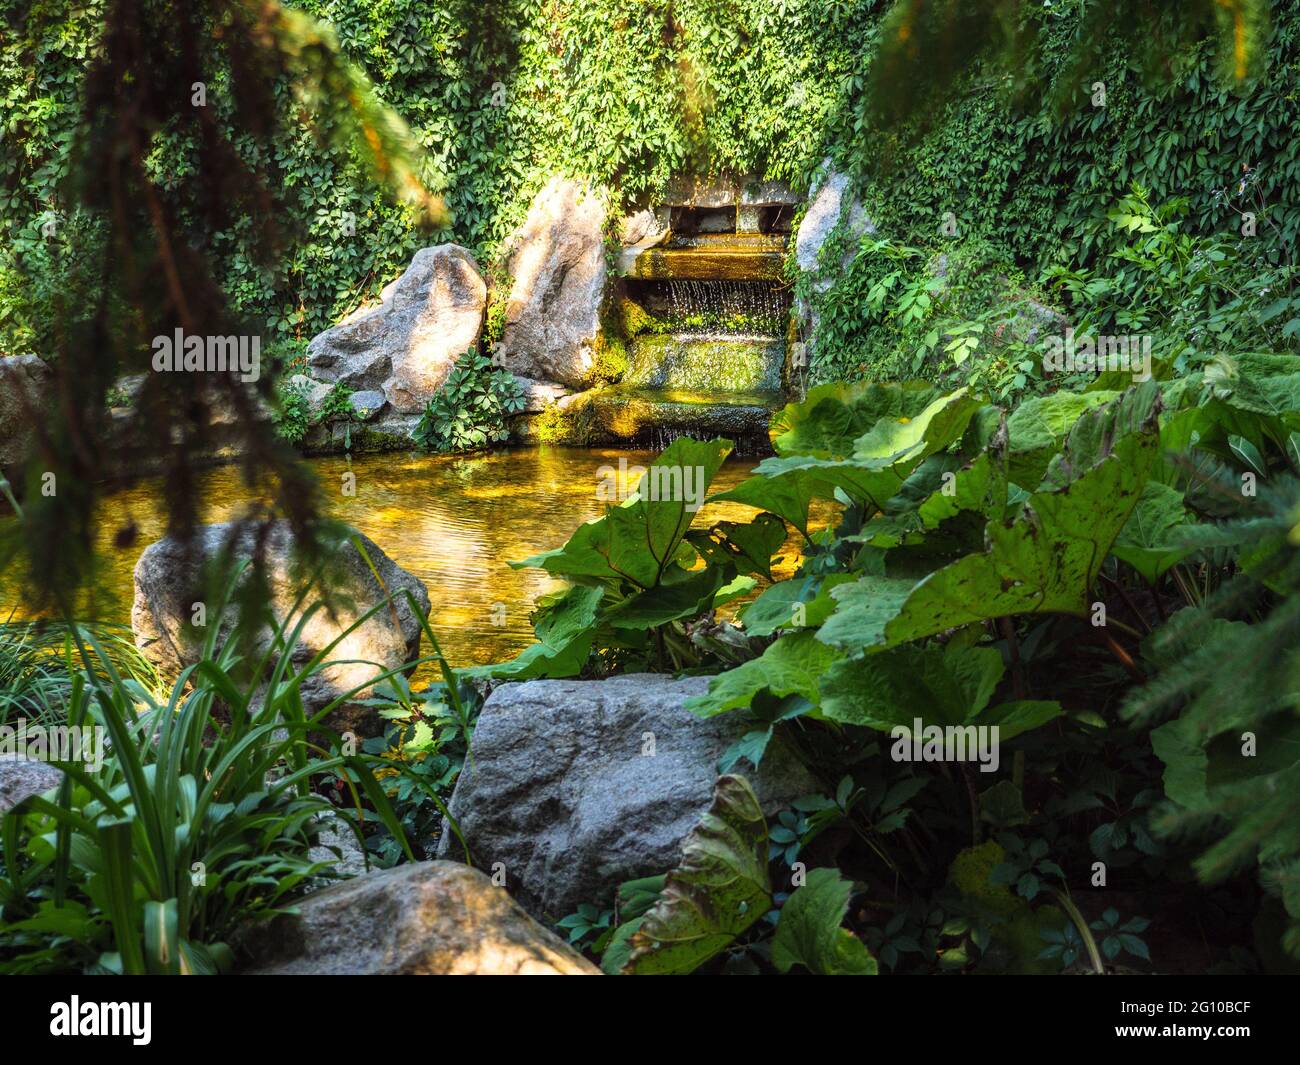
[857,428,1010,550]
[821,642,1066,742]
[723,386,982,533]
[1149,716,1211,811]
[710,455,914,533]
[1041,380,1162,488]
[684,630,843,718]
[916,444,1009,528]
[622,775,771,975]
[1160,397,1272,467]
[1112,481,1196,584]
[599,876,666,974]
[1150,711,1300,816]
[1004,389,1117,487]
[851,387,984,468]
[771,867,878,975]
[515,437,732,588]
[686,513,788,580]
[977,699,1067,740]
[821,643,1005,727]
[1206,354,1300,429]
[819,400,1160,652]
[768,380,943,459]
[604,565,733,629]
[703,463,823,537]
[740,573,857,637]
[468,585,602,679]
[712,387,977,538]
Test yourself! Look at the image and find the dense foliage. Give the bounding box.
[3,0,1298,979]
[1,0,863,357]
[494,338,1300,973]
[412,351,526,453]
[0,0,447,609]
[9,0,1289,360]
[800,0,1300,383]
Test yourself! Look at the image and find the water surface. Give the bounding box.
[5,447,823,668]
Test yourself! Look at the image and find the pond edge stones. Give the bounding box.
[437,674,818,920]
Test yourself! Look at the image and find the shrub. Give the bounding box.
[0,581,425,974]
[0,621,159,730]
[271,378,313,444]
[412,351,525,453]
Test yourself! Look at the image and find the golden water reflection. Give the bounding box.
[6,447,833,669]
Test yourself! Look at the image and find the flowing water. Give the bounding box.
[660,280,789,337]
[1,447,824,668]
[619,278,790,420]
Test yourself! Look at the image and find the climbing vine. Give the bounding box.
[3,0,1296,371]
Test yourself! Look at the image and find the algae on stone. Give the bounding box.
[623,334,785,394]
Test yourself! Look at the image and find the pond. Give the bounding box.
[3,446,819,668]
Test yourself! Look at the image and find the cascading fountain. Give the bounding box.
[591,177,799,452]
[619,279,789,394]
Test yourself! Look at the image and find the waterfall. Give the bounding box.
[662,280,788,338]
[623,278,790,395]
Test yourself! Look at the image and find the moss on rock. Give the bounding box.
[947,841,1065,975]
[526,394,600,445]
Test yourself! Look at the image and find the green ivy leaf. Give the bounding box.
[819,395,1159,652]
[685,630,843,718]
[686,512,788,580]
[516,437,733,588]
[467,585,602,680]
[1112,480,1195,584]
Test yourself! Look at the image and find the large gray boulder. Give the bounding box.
[795,163,876,363]
[306,245,486,414]
[241,861,599,975]
[0,355,52,469]
[0,755,63,815]
[795,162,875,276]
[495,177,608,389]
[438,674,818,919]
[131,521,430,736]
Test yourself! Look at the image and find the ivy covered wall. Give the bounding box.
[2,0,1296,365]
